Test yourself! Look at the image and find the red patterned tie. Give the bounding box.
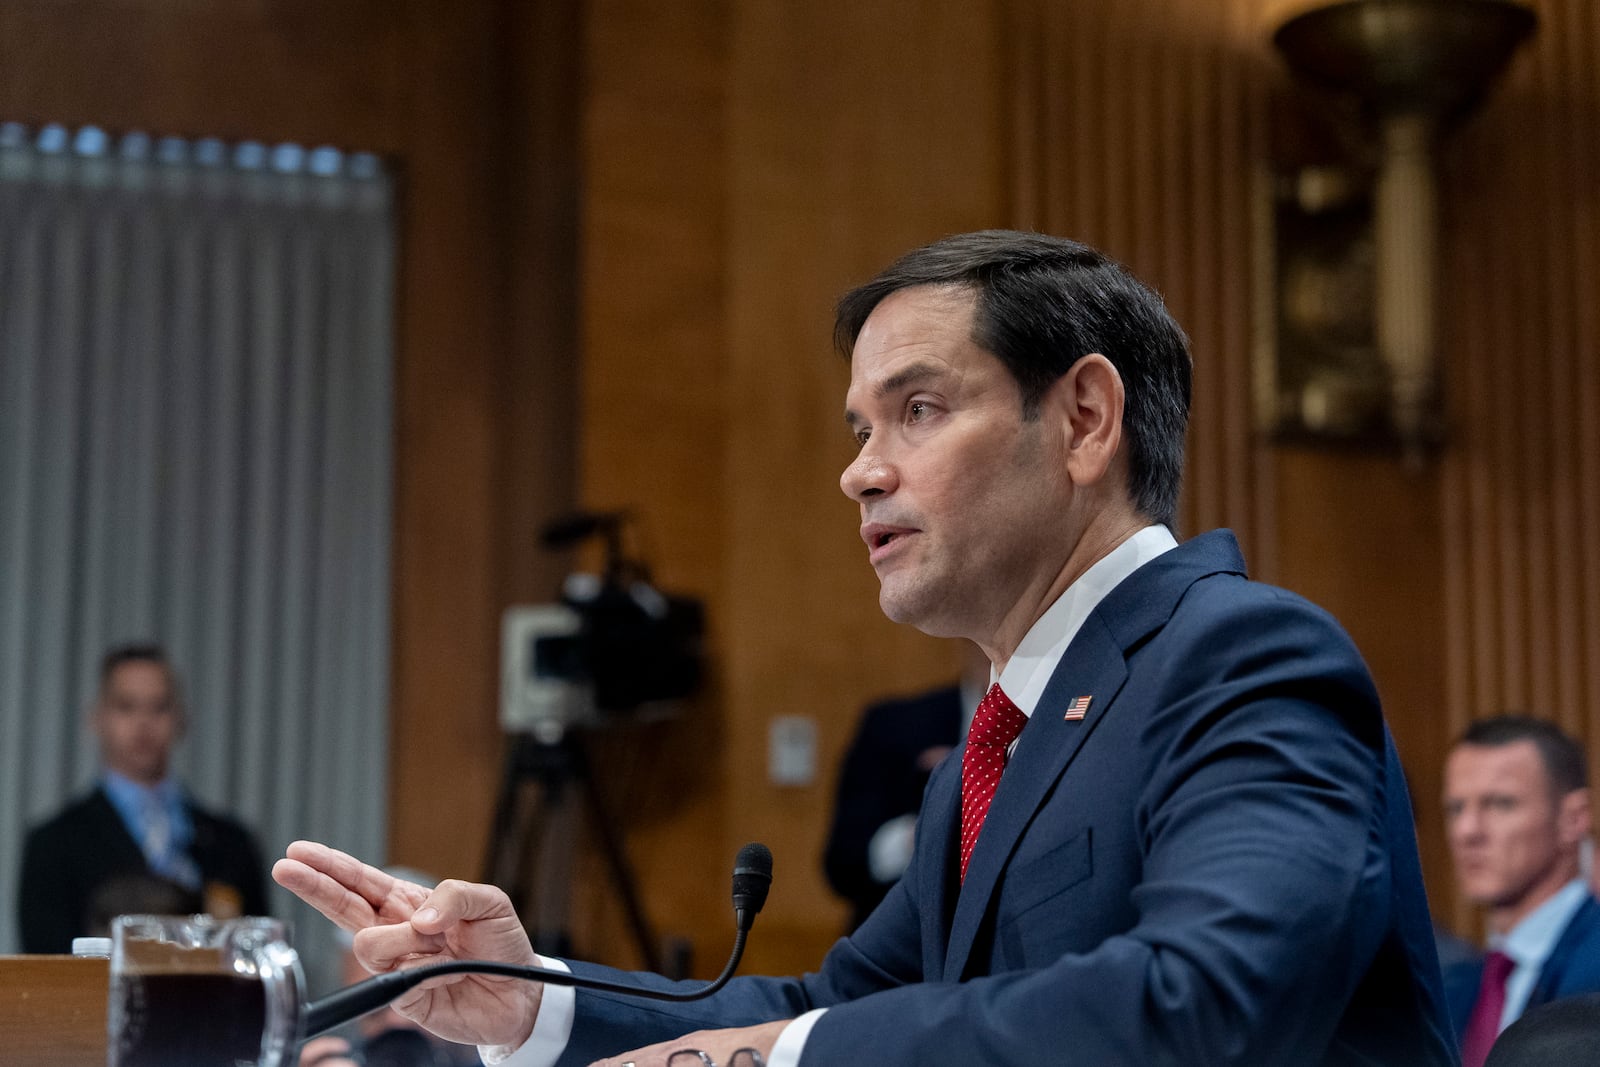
[1460,950,1515,1067]
[959,683,1029,882]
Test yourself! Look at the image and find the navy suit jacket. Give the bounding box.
[555,531,1456,1065]
[1443,894,1600,1037]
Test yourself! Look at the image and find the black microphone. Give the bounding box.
[731,842,772,932]
[302,843,774,1039]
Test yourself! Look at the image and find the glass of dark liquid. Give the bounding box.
[108,914,304,1067]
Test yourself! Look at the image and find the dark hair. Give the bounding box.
[99,642,172,687]
[1456,714,1588,797]
[834,230,1192,528]
[98,643,183,711]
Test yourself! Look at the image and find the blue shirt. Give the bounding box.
[100,769,200,890]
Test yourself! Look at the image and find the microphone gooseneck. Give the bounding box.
[302,843,774,1039]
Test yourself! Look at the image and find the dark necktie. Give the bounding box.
[959,683,1028,882]
[1460,949,1515,1067]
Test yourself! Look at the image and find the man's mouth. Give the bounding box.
[861,523,916,563]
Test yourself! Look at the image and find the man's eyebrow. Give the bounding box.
[843,360,945,426]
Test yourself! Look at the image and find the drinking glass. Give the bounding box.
[108,914,303,1067]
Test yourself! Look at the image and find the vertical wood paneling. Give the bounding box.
[1008,0,1270,554]
[1576,0,1600,745]
[1542,2,1582,729]
[1436,0,1600,931]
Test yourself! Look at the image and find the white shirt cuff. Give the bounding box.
[766,1008,827,1067]
[477,956,575,1066]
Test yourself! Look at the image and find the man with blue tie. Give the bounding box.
[1441,715,1600,1067]
[17,642,267,952]
[275,231,1455,1065]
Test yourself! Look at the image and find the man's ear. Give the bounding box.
[1559,786,1591,846]
[1043,353,1124,488]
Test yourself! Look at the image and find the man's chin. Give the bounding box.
[876,575,931,624]
[119,759,169,783]
[878,586,965,636]
[1458,883,1509,910]
[877,594,916,626]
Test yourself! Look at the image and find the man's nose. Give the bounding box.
[840,448,896,502]
[1449,807,1484,841]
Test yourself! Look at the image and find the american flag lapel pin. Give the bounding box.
[1064,695,1092,721]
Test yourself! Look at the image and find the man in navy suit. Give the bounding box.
[275,232,1455,1065]
[1441,715,1600,1067]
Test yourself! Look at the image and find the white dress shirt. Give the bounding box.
[485,525,1178,1067]
[1488,878,1591,1033]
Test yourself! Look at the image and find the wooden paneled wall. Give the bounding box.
[5,0,1597,978]
[1437,0,1600,932]
[1006,0,1274,556]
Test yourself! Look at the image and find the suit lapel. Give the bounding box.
[89,786,153,869]
[1529,895,1600,1009]
[932,529,1247,982]
[917,753,964,970]
[942,617,1129,980]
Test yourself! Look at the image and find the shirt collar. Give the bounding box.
[101,768,185,821]
[1494,878,1592,968]
[998,524,1179,717]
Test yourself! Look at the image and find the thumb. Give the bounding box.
[409,878,518,935]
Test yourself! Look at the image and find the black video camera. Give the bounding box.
[500,513,704,739]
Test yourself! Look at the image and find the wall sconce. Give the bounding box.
[1258,0,1536,459]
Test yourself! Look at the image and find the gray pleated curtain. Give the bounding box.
[0,123,396,982]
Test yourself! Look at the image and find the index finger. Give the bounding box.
[273,840,429,931]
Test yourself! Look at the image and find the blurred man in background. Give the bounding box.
[17,642,267,952]
[1442,714,1600,1067]
[823,641,986,930]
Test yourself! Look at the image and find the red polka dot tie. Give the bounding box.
[959,682,1029,882]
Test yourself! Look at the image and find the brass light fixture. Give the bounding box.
[1263,0,1536,457]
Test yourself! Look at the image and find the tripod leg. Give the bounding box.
[572,741,662,973]
[483,738,531,887]
[494,737,579,956]
[483,733,666,972]
[530,778,578,958]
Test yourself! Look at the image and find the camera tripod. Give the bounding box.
[482,730,662,971]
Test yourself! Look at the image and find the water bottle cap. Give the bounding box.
[71,936,112,958]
